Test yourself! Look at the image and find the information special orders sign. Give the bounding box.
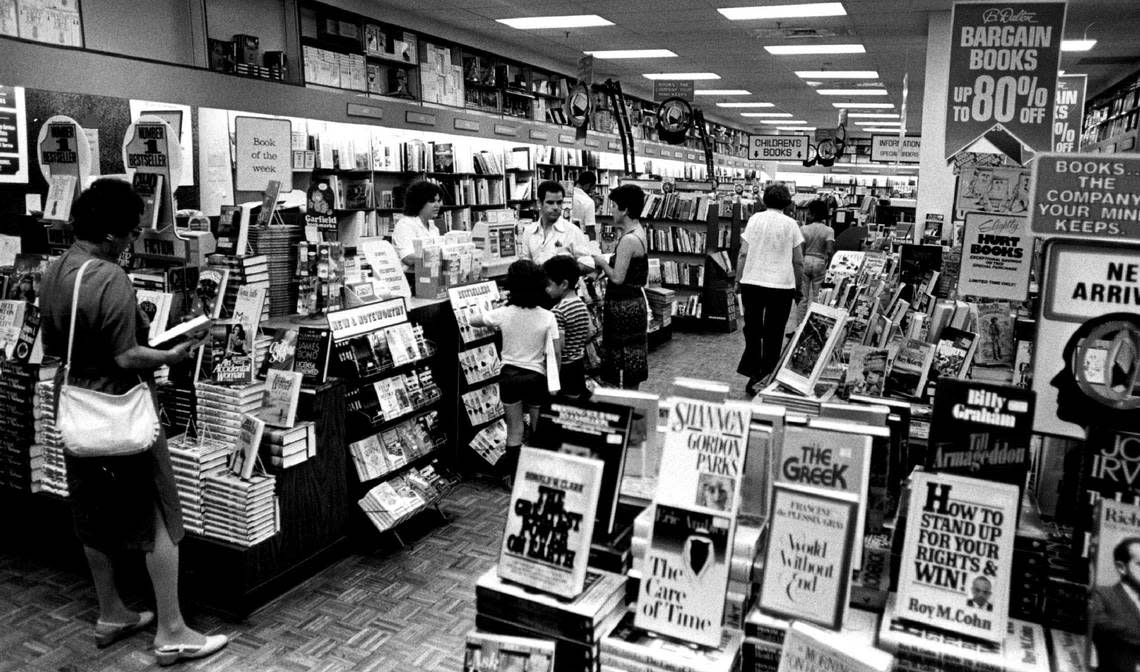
[749,134,809,161]
[871,134,921,163]
[958,212,1032,301]
[1030,153,1140,242]
[945,2,1066,159]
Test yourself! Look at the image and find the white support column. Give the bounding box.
[916,10,957,242]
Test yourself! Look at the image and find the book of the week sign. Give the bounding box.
[749,134,808,161]
[1030,153,1140,242]
[235,116,293,192]
[871,134,921,163]
[944,2,1066,158]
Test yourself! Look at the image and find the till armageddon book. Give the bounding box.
[635,503,734,647]
[897,471,1018,644]
[926,379,1034,500]
[498,447,604,599]
[777,621,894,672]
[656,397,753,514]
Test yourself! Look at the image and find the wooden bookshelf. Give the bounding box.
[1082,66,1140,153]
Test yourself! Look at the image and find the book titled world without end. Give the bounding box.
[530,399,632,543]
[896,471,1018,644]
[499,447,603,599]
[926,379,1034,503]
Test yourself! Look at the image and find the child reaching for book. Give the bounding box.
[469,260,561,480]
[544,255,592,399]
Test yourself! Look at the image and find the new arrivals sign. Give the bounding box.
[945,2,1066,159]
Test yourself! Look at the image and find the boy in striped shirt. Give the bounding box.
[544,255,592,399]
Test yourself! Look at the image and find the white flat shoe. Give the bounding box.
[154,633,229,666]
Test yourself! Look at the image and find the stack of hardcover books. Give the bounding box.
[247,224,303,318]
[206,254,271,321]
[201,470,278,547]
[600,610,743,672]
[30,380,67,497]
[194,382,265,444]
[167,435,231,535]
[156,382,195,439]
[743,606,880,672]
[261,421,317,470]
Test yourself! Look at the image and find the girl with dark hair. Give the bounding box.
[392,180,444,269]
[469,260,561,477]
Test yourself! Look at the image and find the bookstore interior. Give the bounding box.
[3,0,1140,671]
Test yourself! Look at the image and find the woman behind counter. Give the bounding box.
[592,184,649,390]
[39,178,228,665]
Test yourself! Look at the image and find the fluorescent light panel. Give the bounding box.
[1061,39,1096,52]
[498,15,613,29]
[817,88,888,96]
[643,72,721,80]
[760,120,806,124]
[716,101,774,107]
[832,102,894,108]
[795,70,878,79]
[863,127,906,132]
[776,127,817,131]
[584,49,676,59]
[854,120,901,125]
[765,44,865,55]
[740,112,793,117]
[719,3,846,20]
[846,113,900,118]
[695,89,751,96]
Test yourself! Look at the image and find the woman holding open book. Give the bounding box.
[39,178,228,665]
[592,184,650,390]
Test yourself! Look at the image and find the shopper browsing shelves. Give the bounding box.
[392,180,444,270]
[519,180,593,268]
[39,179,227,665]
[800,200,835,312]
[570,170,598,234]
[592,184,649,391]
[543,255,592,399]
[736,183,805,396]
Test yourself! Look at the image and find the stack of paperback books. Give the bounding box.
[206,254,271,321]
[201,470,278,547]
[167,435,231,535]
[247,223,303,317]
[261,421,317,470]
[195,382,265,444]
[30,380,67,497]
[600,610,744,672]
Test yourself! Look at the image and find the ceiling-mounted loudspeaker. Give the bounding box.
[656,97,694,145]
[567,83,591,129]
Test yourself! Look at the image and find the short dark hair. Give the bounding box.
[576,171,597,189]
[403,180,444,216]
[1114,537,1140,564]
[609,184,645,219]
[808,200,830,223]
[763,183,793,210]
[543,255,580,288]
[505,259,547,308]
[72,178,143,242]
[537,180,564,203]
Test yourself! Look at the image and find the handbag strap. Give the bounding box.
[64,259,96,387]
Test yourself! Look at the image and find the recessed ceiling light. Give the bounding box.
[716,102,774,107]
[776,127,817,132]
[694,89,751,96]
[795,70,879,79]
[1061,39,1096,52]
[498,15,613,29]
[832,102,894,108]
[846,113,900,118]
[760,120,807,124]
[718,3,846,20]
[643,72,721,80]
[584,49,677,59]
[817,88,888,96]
[863,127,906,133]
[740,112,794,117]
[765,44,865,55]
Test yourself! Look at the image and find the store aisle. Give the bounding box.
[0,327,742,672]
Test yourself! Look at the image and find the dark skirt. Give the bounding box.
[601,290,648,386]
[64,425,185,554]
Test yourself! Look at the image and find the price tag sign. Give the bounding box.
[945,2,1066,158]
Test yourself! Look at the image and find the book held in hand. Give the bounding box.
[150,314,211,348]
[498,447,604,599]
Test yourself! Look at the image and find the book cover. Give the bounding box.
[498,447,604,599]
[463,632,555,672]
[229,413,266,480]
[133,172,163,229]
[590,388,660,481]
[758,484,858,630]
[203,322,253,385]
[777,621,893,672]
[974,302,1014,367]
[776,304,848,397]
[655,397,752,514]
[432,143,455,173]
[884,338,935,400]
[194,268,229,319]
[307,178,337,215]
[215,205,241,256]
[135,288,173,345]
[926,379,1034,497]
[845,345,891,397]
[259,328,297,376]
[896,471,1018,644]
[385,322,420,367]
[293,327,332,385]
[635,503,735,647]
[1088,499,1140,672]
[530,399,632,541]
[932,326,978,380]
[261,369,303,428]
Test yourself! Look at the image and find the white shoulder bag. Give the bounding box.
[57,259,160,458]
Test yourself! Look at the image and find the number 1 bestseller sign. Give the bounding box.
[945,2,1066,159]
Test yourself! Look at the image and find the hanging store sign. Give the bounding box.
[1052,73,1087,153]
[1030,153,1140,242]
[749,134,808,161]
[958,212,1032,300]
[871,134,921,163]
[0,86,28,183]
[653,80,694,103]
[945,2,1067,159]
[234,116,292,192]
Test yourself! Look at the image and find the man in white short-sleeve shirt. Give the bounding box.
[519,180,594,269]
[735,183,804,394]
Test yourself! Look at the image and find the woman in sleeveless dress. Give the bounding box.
[593,184,649,390]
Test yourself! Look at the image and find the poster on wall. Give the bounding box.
[1031,239,1140,439]
[14,0,82,47]
[234,116,293,192]
[958,212,1031,300]
[130,100,194,187]
[944,2,1067,159]
[1052,74,1087,153]
[954,164,1031,218]
[0,85,28,183]
[1030,153,1140,243]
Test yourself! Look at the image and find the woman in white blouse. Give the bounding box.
[392,181,444,269]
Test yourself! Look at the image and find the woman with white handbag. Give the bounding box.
[39,178,228,665]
